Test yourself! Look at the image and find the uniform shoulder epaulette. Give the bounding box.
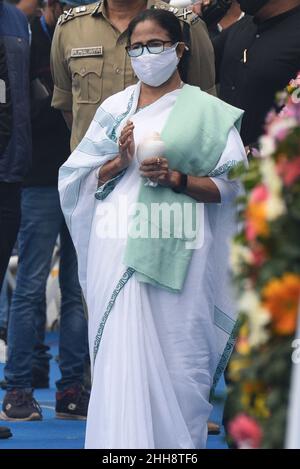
[153,1,200,26]
[57,1,102,26]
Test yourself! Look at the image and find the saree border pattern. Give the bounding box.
[93,267,136,365]
[210,316,242,398]
[208,160,240,177]
[110,92,135,143]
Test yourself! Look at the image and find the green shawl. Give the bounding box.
[124,84,244,292]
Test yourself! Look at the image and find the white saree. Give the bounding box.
[58,83,247,449]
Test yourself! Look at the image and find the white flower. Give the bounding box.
[266,193,286,221]
[260,158,286,221]
[230,243,253,275]
[259,135,276,158]
[291,87,300,105]
[239,290,270,348]
[260,158,282,196]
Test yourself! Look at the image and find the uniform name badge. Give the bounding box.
[71,46,104,58]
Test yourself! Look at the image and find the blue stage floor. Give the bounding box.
[0,333,227,449]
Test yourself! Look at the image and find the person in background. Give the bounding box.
[7,0,43,19]
[218,0,242,28]
[0,37,12,156]
[0,0,31,311]
[209,0,243,38]
[0,32,12,442]
[193,0,243,39]
[0,275,9,344]
[0,0,31,440]
[214,0,300,146]
[1,0,66,392]
[18,0,42,16]
[50,0,216,152]
[1,0,89,423]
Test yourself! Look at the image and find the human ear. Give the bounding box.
[177,42,187,59]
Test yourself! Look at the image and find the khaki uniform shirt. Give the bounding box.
[51,0,216,151]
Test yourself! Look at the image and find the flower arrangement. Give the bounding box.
[226,74,300,449]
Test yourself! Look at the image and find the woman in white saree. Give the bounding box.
[59,9,248,449]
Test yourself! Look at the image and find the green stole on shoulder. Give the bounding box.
[124,85,244,292]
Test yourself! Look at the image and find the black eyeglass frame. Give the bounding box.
[125,40,176,57]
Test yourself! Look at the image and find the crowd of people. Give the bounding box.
[0,0,300,449]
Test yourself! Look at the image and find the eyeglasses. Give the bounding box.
[126,40,176,58]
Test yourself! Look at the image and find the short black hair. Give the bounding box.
[127,8,184,45]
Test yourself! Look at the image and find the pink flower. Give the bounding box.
[228,414,263,449]
[277,156,300,186]
[281,101,300,121]
[251,244,267,268]
[268,116,297,142]
[288,73,300,89]
[250,147,261,158]
[265,110,277,126]
[250,185,269,204]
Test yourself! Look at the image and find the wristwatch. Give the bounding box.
[172,172,188,193]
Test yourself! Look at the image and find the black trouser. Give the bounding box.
[0,182,22,290]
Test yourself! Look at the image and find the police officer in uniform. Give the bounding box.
[51,0,216,151]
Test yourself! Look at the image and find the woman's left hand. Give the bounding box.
[139,156,177,188]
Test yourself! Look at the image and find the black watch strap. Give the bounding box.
[172,173,188,193]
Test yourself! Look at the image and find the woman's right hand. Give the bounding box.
[97,121,135,186]
[118,121,135,170]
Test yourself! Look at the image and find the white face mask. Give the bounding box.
[131,44,179,87]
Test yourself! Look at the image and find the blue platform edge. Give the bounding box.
[0,332,227,449]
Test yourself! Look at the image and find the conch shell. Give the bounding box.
[136,132,166,164]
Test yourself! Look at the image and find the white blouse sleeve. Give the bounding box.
[208,126,248,204]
